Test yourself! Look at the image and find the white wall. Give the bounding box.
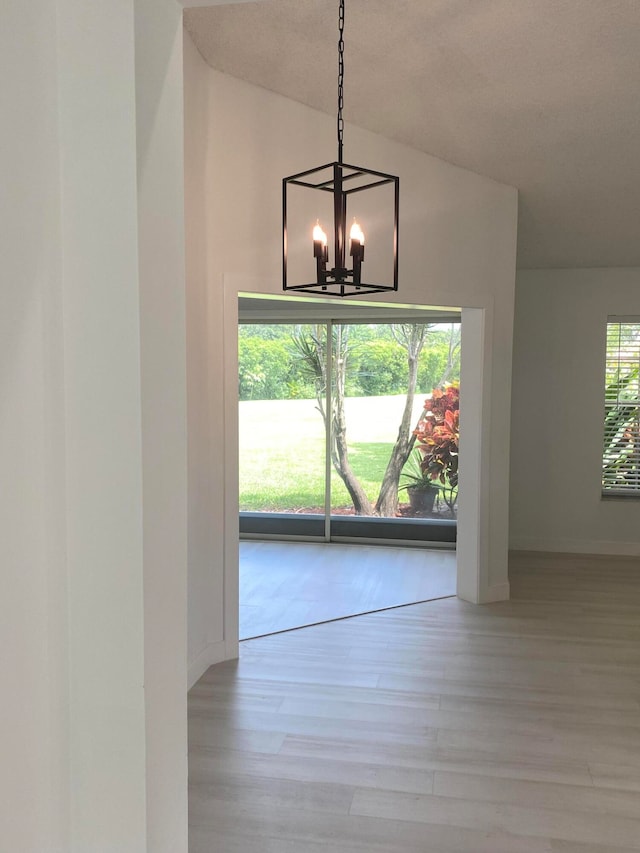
[58,3,148,846]
[511,268,640,556]
[1,1,68,848]
[184,29,228,685]
[1,1,188,849]
[135,1,188,851]
[184,37,518,683]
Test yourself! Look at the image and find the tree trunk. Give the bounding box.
[293,322,435,518]
[332,419,374,515]
[374,353,421,516]
[436,324,461,388]
[302,325,374,515]
[331,329,374,515]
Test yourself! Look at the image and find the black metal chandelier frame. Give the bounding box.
[282,0,399,298]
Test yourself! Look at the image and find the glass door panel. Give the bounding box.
[330,322,460,522]
[238,323,327,519]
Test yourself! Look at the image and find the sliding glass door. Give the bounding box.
[238,323,327,536]
[238,318,460,543]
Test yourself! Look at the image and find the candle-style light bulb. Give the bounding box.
[313,220,328,264]
[349,218,365,287]
[349,219,365,246]
[313,220,328,246]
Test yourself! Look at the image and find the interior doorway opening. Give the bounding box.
[238,295,461,638]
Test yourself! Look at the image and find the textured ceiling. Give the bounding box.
[184,0,640,268]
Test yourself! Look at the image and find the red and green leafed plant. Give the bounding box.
[414,384,459,507]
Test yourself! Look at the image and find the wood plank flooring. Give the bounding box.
[189,550,640,852]
[240,541,457,638]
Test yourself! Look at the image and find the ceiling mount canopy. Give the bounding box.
[282,0,399,298]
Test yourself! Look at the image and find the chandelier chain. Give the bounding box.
[337,0,345,162]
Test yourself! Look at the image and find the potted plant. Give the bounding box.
[412,383,459,514]
[399,451,440,514]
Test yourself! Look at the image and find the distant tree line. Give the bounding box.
[239,323,461,402]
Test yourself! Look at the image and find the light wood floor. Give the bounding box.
[189,551,640,852]
[240,541,457,638]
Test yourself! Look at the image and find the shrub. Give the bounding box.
[238,338,292,400]
[357,340,408,396]
[413,384,460,509]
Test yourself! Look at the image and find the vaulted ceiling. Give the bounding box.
[184,0,640,268]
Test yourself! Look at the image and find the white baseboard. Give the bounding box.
[480,581,511,603]
[510,538,640,558]
[188,640,238,690]
[458,580,510,604]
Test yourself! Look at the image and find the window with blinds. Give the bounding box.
[603,318,640,496]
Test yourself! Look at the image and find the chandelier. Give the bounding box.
[282,0,399,298]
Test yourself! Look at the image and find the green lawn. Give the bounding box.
[239,394,428,511]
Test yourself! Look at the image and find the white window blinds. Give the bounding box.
[603,318,640,495]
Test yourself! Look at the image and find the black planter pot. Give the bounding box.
[407,486,437,514]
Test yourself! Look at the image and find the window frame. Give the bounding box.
[602,316,640,498]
